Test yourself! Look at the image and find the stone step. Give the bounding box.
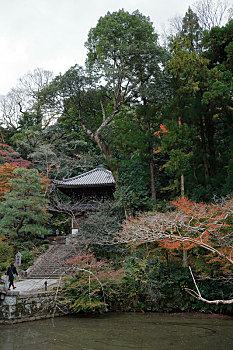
[26,244,77,279]
[26,275,62,279]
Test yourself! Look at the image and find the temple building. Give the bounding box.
[54,168,116,234]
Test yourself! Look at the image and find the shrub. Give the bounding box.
[21,250,35,266]
[78,201,126,258]
[0,239,13,272]
[60,251,125,313]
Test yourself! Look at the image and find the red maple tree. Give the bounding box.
[0,143,30,168]
[0,143,31,199]
[120,197,233,304]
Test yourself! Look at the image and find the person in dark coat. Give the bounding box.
[7,262,18,290]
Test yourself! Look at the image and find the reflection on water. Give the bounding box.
[0,313,232,350]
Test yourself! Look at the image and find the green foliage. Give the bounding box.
[160,15,233,200]
[0,239,13,271]
[48,212,71,235]
[1,8,232,205]
[116,254,163,311]
[203,20,233,72]
[115,157,153,212]
[20,250,35,267]
[160,121,195,176]
[107,249,193,312]
[0,168,51,241]
[110,248,233,314]
[86,9,161,86]
[181,7,203,52]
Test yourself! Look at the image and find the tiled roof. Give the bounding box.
[54,168,115,187]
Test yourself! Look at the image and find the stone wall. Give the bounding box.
[0,291,64,324]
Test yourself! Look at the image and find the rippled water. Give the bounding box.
[0,313,232,350]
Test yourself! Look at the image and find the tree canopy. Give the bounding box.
[0,168,51,241]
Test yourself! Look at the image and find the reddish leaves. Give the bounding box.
[121,197,233,270]
[0,143,30,168]
[154,124,169,136]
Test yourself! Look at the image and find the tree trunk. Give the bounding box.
[123,203,132,220]
[181,173,185,199]
[94,134,112,163]
[178,117,185,199]
[200,115,209,181]
[180,173,188,266]
[178,116,188,267]
[15,216,25,235]
[0,128,5,143]
[205,114,216,177]
[150,158,156,202]
[147,121,156,203]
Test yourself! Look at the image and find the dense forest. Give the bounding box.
[0,1,233,314]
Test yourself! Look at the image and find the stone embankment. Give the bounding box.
[0,291,59,324]
[0,279,62,324]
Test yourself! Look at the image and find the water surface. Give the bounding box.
[0,312,232,350]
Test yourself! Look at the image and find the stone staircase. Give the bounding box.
[26,245,77,279]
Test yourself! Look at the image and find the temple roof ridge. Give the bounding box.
[54,167,115,188]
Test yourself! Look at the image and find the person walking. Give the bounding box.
[7,262,18,290]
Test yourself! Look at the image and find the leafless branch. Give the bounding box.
[185,266,233,304]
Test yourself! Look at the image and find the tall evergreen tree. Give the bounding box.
[161,10,233,200]
[0,168,51,241]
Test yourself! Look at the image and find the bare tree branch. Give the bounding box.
[185,266,233,304]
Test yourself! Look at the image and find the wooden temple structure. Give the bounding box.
[54,168,116,234]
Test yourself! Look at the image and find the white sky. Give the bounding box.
[0,0,195,95]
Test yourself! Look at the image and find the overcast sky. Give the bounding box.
[0,0,195,95]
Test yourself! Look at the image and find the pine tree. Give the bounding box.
[0,168,51,240]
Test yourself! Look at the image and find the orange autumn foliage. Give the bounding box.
[158,240,196,250]
[154,124,169,136]
[121,197,233,272]
[0,163,19,199]
[40,173,50,192]
[0,164,50,201]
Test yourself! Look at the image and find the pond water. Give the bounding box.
[0,313,232,350]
